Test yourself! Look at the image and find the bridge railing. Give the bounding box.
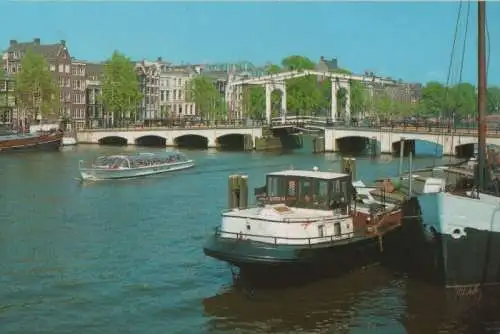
[77,115,500,137]
[78,118,267,132]
[270,116,500,137]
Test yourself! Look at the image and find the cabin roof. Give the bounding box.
[97,151,186,162]
[267,169,348,180]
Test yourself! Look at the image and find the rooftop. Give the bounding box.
[6,38,67,60]
[267,169,348,180]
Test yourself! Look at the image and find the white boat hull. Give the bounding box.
[62,137,77,146]
[79,160,194,181]
[417,191,500,287]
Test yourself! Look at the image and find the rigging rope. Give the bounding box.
[447,0,471,173]
[432,1,465,169]
[432,1,472,178]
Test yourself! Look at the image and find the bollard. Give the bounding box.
[228,175,241,209]
[238,175,249,209]
[341,158,356,180]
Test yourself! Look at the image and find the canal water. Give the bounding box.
[1,145,499,333]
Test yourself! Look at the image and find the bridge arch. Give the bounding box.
[174,134,208,149]
[336,136,379,156]
[455,142,475,158]
[216,133,252,151]
[135,135,167,147]
[98,136,128,146]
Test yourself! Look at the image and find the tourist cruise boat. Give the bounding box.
[203,167,410,286]
[78,151,194,181]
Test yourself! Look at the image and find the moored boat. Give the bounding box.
[203,165,410,287]
[401,1,500,290]
[79,151,194,181]
[0,125,63,152]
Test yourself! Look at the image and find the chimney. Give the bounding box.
[9,40,17,46]
[157,56,162,62]
[60,40,66,46]
[33,38,40,45]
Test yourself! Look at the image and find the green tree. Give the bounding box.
[418,81,446,117]
[15,49,59,123]
[487,86,500,114]
[187,75,226,120]
[101,51,142,125]
[373,93,395,121]
[265,63,281,74]
[242,86,264,119]
[280,55,322,115]
[448,83,476,119]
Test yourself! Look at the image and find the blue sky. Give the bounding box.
[1,1,499,85]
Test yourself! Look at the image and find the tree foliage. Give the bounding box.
[15,49,59,120]
[416,81,500,119]
[241,54,500,121]
[187,75,226,120]
[488,87,500,115]
[101,51,142,121]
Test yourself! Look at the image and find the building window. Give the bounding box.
[65,65,70,73]
[58,64,64,72]
[50,64,56,72]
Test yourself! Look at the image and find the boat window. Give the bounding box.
[318,225,325,238]
[299,179,313,204]
[287,179,297,196]
[315,180,329,200]
[332,179,340,193]
[267,176,282,197]
[334,222,341,236]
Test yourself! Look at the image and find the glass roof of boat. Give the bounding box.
[267,169,348,180]
[96,151,187,162]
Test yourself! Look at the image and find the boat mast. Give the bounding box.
[477,0,487,191]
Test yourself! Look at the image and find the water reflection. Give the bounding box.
[203,266,500,334]
[203,266,407,334]
[402,279,500,334]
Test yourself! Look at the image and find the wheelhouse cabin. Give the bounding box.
[256,170,355,213]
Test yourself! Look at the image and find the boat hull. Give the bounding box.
[416,192,500,288]
[79,160,194,181]
[0,133,62,152]
[203,225,405,287]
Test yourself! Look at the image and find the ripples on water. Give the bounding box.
[0,145,499,333]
